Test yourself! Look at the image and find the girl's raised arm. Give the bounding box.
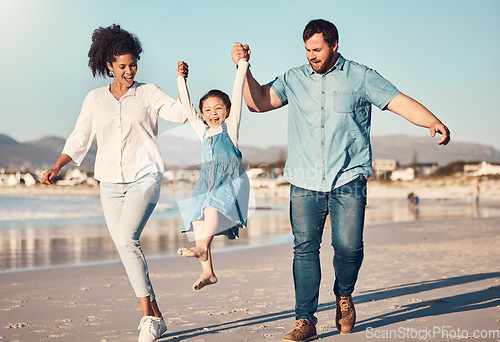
[226,60,249,147]
[176,62,205,140]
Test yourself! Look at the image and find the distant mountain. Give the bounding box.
[0,134,95,171]
[1,133,499,171]
[157,133,287,167]
[370,135,500,165]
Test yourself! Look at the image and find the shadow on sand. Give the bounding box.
[159,272,500,340]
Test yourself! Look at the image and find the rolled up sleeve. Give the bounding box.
[267,76,288,106]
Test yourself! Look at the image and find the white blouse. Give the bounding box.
[62,82,186,183]
[176,60,249,148]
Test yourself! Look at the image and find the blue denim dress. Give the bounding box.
[182,122,249,239]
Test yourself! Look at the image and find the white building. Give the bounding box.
[372,159,398,179]
[390,167,415,181]
[0,171,39,187]
[469,161,500,176]
[56,168,98,187]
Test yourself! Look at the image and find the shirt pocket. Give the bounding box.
[332,91,370,138]
[332,91,356,113]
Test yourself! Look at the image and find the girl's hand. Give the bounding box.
[177,61,189,78]
[231,43,250,64]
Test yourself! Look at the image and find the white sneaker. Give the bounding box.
[138,316,167,342]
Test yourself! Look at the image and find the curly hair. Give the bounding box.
[303,19,339,47]
[88,24,143,78]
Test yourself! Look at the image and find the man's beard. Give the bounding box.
[309,51,336,74]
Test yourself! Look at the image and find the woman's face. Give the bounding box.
[107,53,138,88]
[201,96,230,129]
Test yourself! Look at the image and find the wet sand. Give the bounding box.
[1,216,499,341]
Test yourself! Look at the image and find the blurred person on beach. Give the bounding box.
[42,24,186,342]
[407,192,415,207]
[175,47,250,290]
[475,184,480,207]
[232,19,450,342]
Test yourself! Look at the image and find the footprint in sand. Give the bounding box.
[85,316,99,323]
[1,304,22,311]
[433,298,447,303]
[56,318,72,328]
[7,322,28,329]
[66,301,79,308]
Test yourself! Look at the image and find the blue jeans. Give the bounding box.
[100,173,162,300]
[290,176,367,325]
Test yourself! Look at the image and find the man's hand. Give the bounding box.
[430,122,450,145]
[231,42,250,64]
[386,93,450,146]
[177,61,189,79]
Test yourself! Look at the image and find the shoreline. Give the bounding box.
[1,216,499,341]
[2,192,500,275]
[2,201,500,276]
[1,175,500,200]
[2,198,500,275]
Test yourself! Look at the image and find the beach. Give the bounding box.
[1,179,500,341]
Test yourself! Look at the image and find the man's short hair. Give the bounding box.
[303,19,339,47]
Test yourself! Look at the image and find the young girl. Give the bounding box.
[176,48,250,290]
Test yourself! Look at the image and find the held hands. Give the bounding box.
[231,43,250,65]
[177,61,189,79]
[430,122,450,145]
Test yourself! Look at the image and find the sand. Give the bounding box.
[1,214,499,341]
[1,177,500,341]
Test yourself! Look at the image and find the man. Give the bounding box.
[231,19,450,342]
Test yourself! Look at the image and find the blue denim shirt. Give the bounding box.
[268,54,400,192]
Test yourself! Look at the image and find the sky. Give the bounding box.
[1,0,500,150]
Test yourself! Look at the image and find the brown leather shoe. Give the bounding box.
[336,295,356,334]
[283,318,318,342]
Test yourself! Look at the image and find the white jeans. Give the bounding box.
[99,173,162,300]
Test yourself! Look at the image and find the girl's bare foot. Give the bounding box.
[177,247,208,262]
[193,274,218,290]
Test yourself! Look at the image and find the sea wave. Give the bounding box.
[0,196,174,222]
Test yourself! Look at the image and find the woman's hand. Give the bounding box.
[41,154,72,187]
[177,61,189,79]
[42,168,60,187]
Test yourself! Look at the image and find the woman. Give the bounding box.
[42,24,185,342]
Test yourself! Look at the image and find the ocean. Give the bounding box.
[1,191,498,273]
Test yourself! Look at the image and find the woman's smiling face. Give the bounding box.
[107,53,138,88]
